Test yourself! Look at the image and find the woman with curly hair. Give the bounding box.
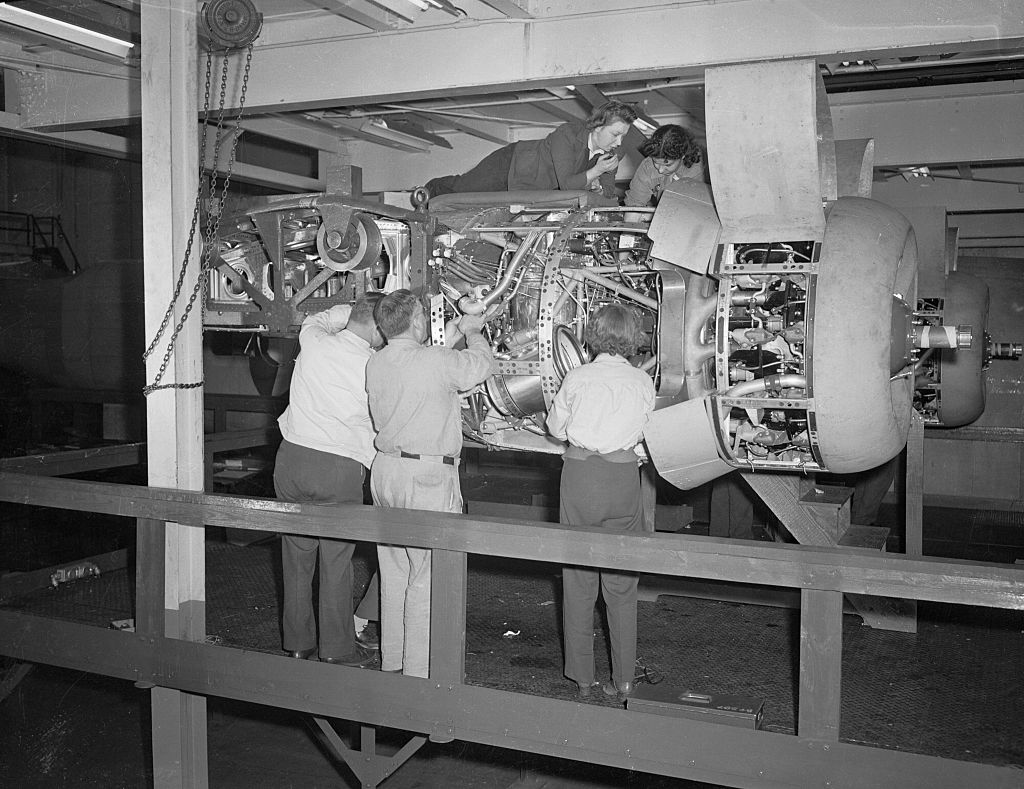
[546,303,656,702]
[624,123,705,207]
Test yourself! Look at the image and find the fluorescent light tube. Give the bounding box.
[0,3,134,59]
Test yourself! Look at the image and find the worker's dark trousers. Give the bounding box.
[560,455,645,689]
[274,439,364,659]
[425,142,516,197]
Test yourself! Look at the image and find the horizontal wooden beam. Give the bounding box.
[1,472,1021,609]
[0,443,146,476]
[312,0,392,32]
[0,429,279,477]
[477,0,532,19]
[0,612,1019,789]
[0,548,128,602]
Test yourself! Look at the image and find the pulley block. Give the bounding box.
[202,0,263,51]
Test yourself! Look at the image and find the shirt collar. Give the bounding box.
[587,131,603,158]
[593,352,629,364]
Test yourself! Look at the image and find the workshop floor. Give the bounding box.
[1,457,1023,788]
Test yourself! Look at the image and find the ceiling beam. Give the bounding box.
[386,118,453,148]
[314,114,433,151]
[307,0,392,31]
[14,1,1024,131]
[831,81,1024,166]
[238,115,349,153]
[362,0,419,24]
[232,0,1024,112]
[7,0,139,44]
[94,0,140,13]
[536,100,584,123]
[476,0,532,19]
[408,110,508,145]
[0,108,133,157]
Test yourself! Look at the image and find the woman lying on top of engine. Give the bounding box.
[422,101,638,203]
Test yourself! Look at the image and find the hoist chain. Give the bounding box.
[143,43,253,396]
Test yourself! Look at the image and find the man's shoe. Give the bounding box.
[355,622,379,651]
[602,681,633,701]
[576,681,600,700]
[286,647,316,660]
[320,646,375,667]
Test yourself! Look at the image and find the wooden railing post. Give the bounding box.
[430,549,468,686]
[798,588,843,741]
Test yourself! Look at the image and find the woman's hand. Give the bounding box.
[586,151,620,183]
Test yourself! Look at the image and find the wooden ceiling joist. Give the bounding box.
[310,0,392,32]
[477,0,532,19]
[410,110,508,145]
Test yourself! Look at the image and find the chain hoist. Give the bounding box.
[142,0,262,396]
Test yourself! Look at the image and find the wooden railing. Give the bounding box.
[1,470,1022,789]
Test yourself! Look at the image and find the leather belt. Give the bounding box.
[398,451,459,466]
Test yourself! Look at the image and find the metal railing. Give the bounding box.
[0,211,81,273]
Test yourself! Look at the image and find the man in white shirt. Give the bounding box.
[274,294,382,666]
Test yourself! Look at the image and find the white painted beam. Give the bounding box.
[409,110,508,145]
[0,37,133,78]
[831,81,1024,167]
[0,108,133,156]
[364,0,419,24]
[477,0,531,19]
[17,0,1024,128]
[234,115,349,153]
[236,0,1024,112]
[0,2,135,59]
[15,58,139,130]
[308,0,392,31]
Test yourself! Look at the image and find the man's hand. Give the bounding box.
[458,302,502,335]
[458,312,486,335]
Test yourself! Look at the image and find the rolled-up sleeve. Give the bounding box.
[299,304,352,346]
[545,380,573,441]
[443,331,495,391]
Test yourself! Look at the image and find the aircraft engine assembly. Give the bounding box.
[203,58,1017,490]
[204,188,967,490]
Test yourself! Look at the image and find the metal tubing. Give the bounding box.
[564,268,659,310]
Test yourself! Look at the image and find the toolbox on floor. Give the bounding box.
[626,684,764,729]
